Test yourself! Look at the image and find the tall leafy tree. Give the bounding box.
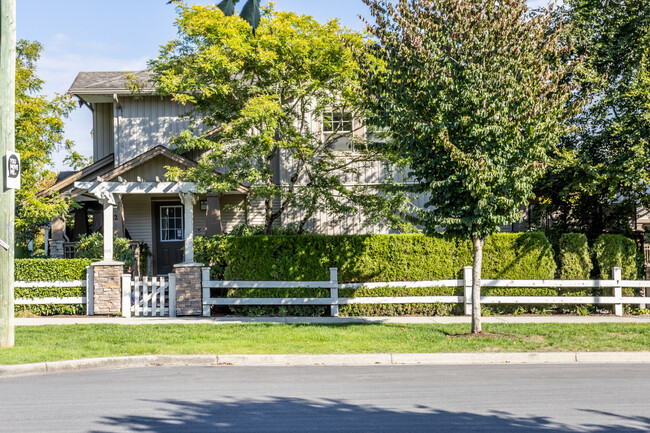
[361,0,583,332]
[15,40,80,248]
[532,0,650,243]
[151,3,406,235]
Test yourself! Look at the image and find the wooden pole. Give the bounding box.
[0,0,16,348]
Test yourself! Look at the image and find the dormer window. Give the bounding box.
[323,110,354,151]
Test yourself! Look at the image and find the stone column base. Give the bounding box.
[92,261,124,315]
[49,240,64,258]
[174,263,204,316]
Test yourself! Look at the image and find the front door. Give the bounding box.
[153,202,184,276]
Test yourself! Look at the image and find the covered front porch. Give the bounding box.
[52,179,250,275]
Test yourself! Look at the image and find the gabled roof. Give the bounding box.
[68,70,154,96]
[38,146,200,198]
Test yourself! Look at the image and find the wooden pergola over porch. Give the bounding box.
[74,179,208,265]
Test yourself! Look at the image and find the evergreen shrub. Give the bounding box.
[557,233,593,314]
[592,234,637,280]
[592,234,639,304]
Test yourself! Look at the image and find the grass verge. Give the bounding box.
[0,323,649,365]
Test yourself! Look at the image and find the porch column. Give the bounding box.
[100,193,115,262]
[206,194,223,236]
[114,194,125,238]
[49,216,66,258]
[181,192,196,263]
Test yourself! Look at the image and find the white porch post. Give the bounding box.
[101,195,114,262]
[181,192,196,263]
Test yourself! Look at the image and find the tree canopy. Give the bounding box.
[361,0,583,332]
[15,40,82,248]
[151,3,406,234]
[532,0,650,243]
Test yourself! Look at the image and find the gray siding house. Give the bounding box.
[42,71,408,275]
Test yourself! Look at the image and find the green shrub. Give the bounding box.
[199,232,556,316]
[592,234,639,309]
[559,233,592,280]
[221,232,555,282]
[592,234,637,280]
[15,258,91,281]
[14,258,91,316]
[74,232,136,271]
[555,233,593,313]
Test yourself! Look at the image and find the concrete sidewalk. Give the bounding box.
[14,314,650,326]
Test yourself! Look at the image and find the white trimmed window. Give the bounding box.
[160,205,184,241]
[323,110,354,151]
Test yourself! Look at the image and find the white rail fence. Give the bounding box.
[202,266,650,317]
[121,274,176,318]
[14,280,88,306]
[14,266,93,310]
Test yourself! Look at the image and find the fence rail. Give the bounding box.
[14,280,87,306]
[202,266,650,317]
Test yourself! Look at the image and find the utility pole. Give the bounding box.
[0,0,16,348]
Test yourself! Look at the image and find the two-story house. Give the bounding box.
[41,70,405,275]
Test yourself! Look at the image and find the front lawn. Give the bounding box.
[1,323,649,365]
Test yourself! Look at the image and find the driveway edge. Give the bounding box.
[2,352,650,378]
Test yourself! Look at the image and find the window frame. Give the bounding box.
[160,205,184,242]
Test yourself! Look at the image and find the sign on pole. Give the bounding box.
[5,151,20,189]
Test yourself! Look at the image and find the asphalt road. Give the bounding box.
[1,364,649,432]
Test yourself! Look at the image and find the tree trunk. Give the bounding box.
[264,197,273,235]
[471,235,484,334]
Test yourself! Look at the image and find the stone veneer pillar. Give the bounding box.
[173,263,203,316]
[92,262,124,315]
[49,240,64,258]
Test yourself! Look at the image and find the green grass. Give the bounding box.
[1,323,649,365]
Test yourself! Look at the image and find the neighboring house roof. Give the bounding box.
[55,171,77,183]
[68,70,154,97]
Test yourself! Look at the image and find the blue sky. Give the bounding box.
[17,0,551,170]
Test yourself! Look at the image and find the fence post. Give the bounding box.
[168,273,176,318]
[121,274,131,318]
[463,266,472,316]
[330,267,339,317]
[86,266,94,316]
[202,267,211,317]
[612,267,622,317]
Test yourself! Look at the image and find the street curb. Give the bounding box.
[2,352,650,378]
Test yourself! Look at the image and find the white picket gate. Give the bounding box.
[121,274,176,317]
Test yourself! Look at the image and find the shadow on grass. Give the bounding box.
[90,396,650,433]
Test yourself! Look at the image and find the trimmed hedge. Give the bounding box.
[14,259,91,316]
[559,233,592,280]
[556,233,593,314]
[197,232,556,316]
[592,234,638,280]
[15,258,92,281]
[592,234,639,307]
[221,232,556,282]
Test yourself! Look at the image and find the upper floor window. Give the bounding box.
[323,110,354,151]
[323,111,353,134]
